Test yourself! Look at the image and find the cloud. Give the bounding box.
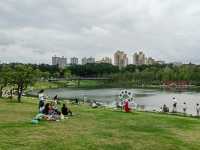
[0,0,200,64]
[0,32,15,46]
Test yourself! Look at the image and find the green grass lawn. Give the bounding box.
[0,97,200,150]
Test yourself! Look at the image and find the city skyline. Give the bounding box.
[0,1,200,64]
[51,50,164,66]
[0,49,181,65]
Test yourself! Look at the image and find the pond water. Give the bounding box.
[29,88,200,115]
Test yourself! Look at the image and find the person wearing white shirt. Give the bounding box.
[92,101,98,108]
[196,103,200,117]
[83,96,87,104]
[183,102,187,115]
[172,97,177,113]
[38,89,45,113]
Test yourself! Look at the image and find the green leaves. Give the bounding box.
[111,64,200,85]
[0,64,42,102]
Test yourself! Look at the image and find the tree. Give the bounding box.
[12,65,40,102]
[162,67,174,81]
[68,63,119,77]
[63,69,71,78]
[125,65,136,72]
[0,66,12,97]
[41,71,50,80]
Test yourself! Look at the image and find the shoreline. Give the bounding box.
[29,81,200,91]
[23,93,200,119]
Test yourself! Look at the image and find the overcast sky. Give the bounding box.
[0,0,200,64]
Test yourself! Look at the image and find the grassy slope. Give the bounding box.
[0,98,200,150]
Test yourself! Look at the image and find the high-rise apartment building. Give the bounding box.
[82,57,87,65]
[96,57,112,64]
[147,57,155,65]
[114,51,128,69]
[138,51,145,65]
[133,51,146,65]
[52,55,67,68]
[87,57,95,64]
[133,51,161,65]
[70,57,79,65]
[81,57,95,65]
[133,53,139,65]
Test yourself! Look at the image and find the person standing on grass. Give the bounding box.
[53,95,58,105]
[183,102,187,115]
[172,97,177,113]
[38,89,45,113]
[75,97,79,104]
[196,103,200,117]
[124,99,131,112]
[83,96,87,104]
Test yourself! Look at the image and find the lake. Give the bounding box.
[29,88,200,115]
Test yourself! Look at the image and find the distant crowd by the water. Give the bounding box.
[159,97,200,116]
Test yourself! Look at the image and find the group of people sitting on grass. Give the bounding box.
[161,97,200,116]
[38,89,72,121]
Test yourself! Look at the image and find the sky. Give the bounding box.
[0,0,200,64]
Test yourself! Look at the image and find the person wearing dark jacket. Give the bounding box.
[61,104,72,116]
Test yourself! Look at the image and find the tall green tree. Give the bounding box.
[0,66,13,97]
[12,65,41,102]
